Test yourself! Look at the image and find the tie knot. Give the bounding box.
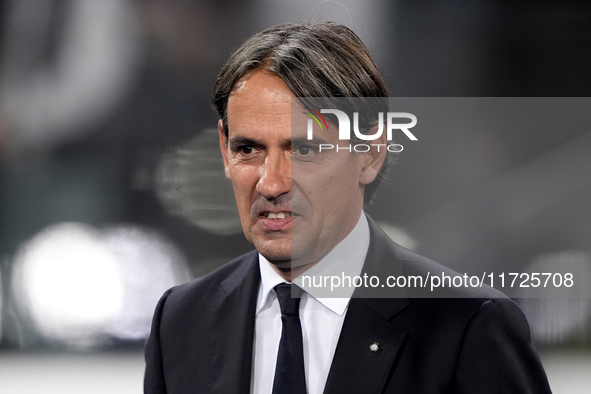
[274,284,302,316]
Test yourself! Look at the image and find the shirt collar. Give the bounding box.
[256,212,370,317]
[256,253,289,315]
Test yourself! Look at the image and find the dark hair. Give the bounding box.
[211,21,390,202]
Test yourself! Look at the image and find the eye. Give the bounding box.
[296,146,311,155]
[239,145,254,154]
[293,144,316,156]
[291,144,319,161]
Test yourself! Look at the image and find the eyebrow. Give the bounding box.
[291,136,329,146]
[228,136,260,149]
[228,136,293,150]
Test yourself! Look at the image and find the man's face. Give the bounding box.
[219,70,385,275]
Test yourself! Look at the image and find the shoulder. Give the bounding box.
[398,245,506,299]
[384,244,521,331]
[366,216,506,300]
[157,250,259,315]
[365,217,526,330]
[368,231,551,391]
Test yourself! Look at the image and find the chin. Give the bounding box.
[254,240,292,263]
[260,253,292,267]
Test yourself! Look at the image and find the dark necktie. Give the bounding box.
[272,283,306,394]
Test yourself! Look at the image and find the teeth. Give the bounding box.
[266,212,290,219]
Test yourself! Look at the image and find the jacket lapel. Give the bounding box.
[323,216,410,393]
[323,298,409,393]
[208,252,260,394]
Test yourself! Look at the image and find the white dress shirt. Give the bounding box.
[251,213,370,394]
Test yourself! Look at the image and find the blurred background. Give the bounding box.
[0,0,590,392]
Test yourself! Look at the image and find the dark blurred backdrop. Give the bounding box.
[0,1,590,390]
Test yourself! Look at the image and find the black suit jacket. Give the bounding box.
[144,217,552,393]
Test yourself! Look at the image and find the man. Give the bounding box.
[144,22,552,393]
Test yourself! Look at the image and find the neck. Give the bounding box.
[268,259,318,282]
[267,210,366,282]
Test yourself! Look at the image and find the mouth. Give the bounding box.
[263,211,292,219]
[257,210,293,231]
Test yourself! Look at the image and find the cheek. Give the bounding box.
[322,161,362,202]
[228,159,257,185]
[294,154,362,210]
[298,170,340,213]
[228,165,259,204]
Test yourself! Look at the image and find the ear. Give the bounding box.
[218,119,232,179]
[359,125,387,185]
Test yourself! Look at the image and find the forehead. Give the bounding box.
[225,70,339,143]
[227,70,294,125]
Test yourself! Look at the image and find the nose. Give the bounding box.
[256,150,291,199]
